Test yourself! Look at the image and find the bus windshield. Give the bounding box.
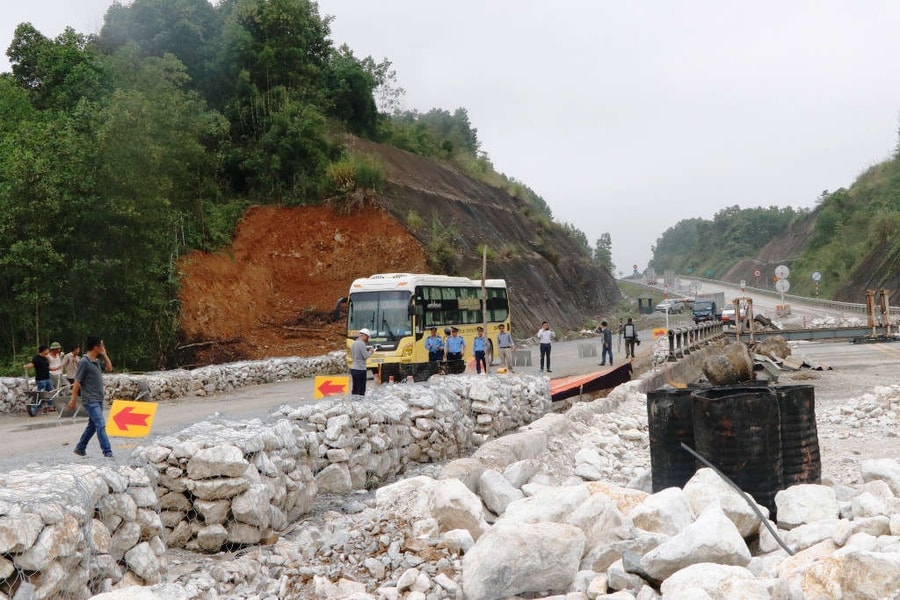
[348,291,412,340]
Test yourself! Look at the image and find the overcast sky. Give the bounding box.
[3,1,900,274]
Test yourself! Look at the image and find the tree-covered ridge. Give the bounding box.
[790,154,900,298]
[0,0,596,370]
[649,205,808,279]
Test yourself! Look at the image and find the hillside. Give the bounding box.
[177,141,620,365]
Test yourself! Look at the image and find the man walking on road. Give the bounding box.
[68,335,114,458]
[599,320,613,366]
[622,317,639,359]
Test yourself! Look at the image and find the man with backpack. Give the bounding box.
[623,317,639,359]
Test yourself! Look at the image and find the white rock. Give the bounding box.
[628,487,692,536]
[186,445,249,479]
[774,484,839,529]
[429,478,489,540]
[478,469,524,515]
[660,563,769,600]
[640,503,751,581]
[462,522,586,600]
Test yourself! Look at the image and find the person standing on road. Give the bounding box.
[536,321,555,373]
[496,323,515,372]
[599,321,614,366]
[61,344,81,384]
[617,317,624,353]
[68,335,114,458]
[623,317,639,359]
[425,326,444,363]
[350,328,374,397]
[473,326,488,374]
[445,326,466,366]
[48,342,64,388]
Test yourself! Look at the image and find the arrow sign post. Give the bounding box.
[314,375,349,399]
[107,400,157,438]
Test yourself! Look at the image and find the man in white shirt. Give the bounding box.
[535,321,555,373]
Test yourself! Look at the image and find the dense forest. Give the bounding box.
[649,205,808,278]
[0,0,608,372]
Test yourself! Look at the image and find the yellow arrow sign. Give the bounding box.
[106,399,158,438]
[314,375,349,399]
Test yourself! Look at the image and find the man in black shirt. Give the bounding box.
[24,345,54,392]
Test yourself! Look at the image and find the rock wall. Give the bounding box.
[0,372,551,598]
[0,352,347,414]
[131,374,550,553]
[0,464,165,599]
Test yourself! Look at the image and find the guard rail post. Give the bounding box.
[667,329,677,362]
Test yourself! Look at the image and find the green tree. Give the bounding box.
[6,23,109,111]
[323,44,379,137]
[593,233,613,271]
[98,0,222,99]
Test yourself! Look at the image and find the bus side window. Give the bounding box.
[413,298,424,339]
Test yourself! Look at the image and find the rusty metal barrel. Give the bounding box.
[691,387,784,516]
[647,386,700,492]
[774,384,821,486]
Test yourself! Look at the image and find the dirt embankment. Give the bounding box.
[177,206,428,365]
[176,139,621,367]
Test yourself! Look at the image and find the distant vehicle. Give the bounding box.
[721,306,747,325]
[692,299,718,323]
[655,299,684,313]
[693,291,725,322]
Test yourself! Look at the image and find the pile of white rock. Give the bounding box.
[128,375,551,555]
[0,463,166,598]
[106,381,900,600]
[820,383,900,434]
[0,352,346,413]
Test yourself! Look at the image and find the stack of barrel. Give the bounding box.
[647,384,821,517]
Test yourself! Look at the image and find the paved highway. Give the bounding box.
[1,306,894,471]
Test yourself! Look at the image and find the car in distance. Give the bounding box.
[692,299,718,323]
[721,306,747,325]
[655,299,684,313]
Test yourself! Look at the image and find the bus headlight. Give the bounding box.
[401,343,413,357]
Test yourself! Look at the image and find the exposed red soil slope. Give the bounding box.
[177,205,427,365]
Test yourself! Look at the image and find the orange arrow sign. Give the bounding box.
[106,400,157,438]
[314,376,349,399]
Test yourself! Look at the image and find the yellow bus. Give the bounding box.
[338,273,511,381]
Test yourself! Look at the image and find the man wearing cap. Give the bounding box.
[496,323,515,372]
[473,326,488,374]
[445,326,465,365]
[48,341,63,388]
[350,328,374,397]
[425,326,444,363]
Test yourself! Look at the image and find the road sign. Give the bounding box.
[314,375,349,399]
[811,271,822,282]
[775,265,790,279]
[754,269,761,278]
[106,400,157,438]
[775,279,790,293]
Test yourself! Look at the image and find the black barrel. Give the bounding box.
[774,384,821,487]
[691,387,784,516]
[647,386,701,492]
